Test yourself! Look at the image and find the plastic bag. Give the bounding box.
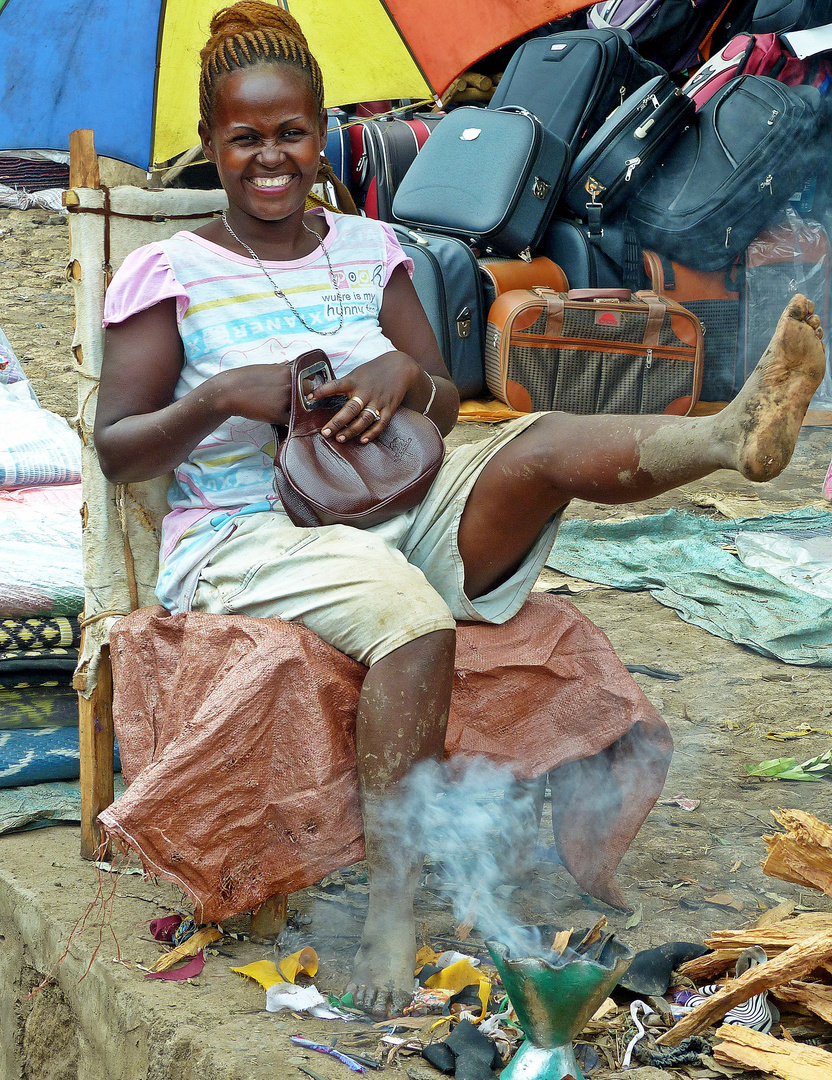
[0,333,81,487]
[736,530,832,600]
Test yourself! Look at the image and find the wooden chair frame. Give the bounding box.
[69,130,287,935]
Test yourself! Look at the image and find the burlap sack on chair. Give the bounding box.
[100,593,672,921]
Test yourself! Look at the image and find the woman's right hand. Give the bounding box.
[213,362,293,426]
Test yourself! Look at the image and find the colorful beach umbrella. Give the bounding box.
[0,0,587,170]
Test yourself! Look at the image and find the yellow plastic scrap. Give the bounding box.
[232,947,319,990]
[424,959,492,1020]
[278,946,319,983]
[414,945,441,974]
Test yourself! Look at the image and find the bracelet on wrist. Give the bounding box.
[422,371,437,416]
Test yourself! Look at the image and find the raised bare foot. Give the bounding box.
[717,294,825,482]
[347,901,416,1018]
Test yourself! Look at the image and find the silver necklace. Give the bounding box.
[220,210,345,336]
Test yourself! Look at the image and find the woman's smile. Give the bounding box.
[199,64,327,240]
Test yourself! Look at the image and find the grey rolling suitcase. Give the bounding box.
[391,225,486,399]
[392,107,571,259]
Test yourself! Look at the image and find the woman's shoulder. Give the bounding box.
[324,210,394,245]
[104,234,196,327]
[324,211,407,266]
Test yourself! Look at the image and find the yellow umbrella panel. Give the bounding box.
[152,0,432,166]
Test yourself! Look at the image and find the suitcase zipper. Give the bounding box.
[418,244,452,359]
[509,335,695,358]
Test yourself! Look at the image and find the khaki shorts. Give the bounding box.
[192,413,561,665]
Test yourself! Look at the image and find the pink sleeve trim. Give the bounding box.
[378,221,414,287]
[102,243,190,327]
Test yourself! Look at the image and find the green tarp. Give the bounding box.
[546,508,832,666]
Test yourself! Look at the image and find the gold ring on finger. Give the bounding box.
[348,395,365,411]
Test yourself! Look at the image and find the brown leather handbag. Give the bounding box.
[273,350,445,529]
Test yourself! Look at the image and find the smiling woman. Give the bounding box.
[90,0,828,1024]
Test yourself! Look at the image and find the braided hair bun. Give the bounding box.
[199,1,325,125]
[206,2,309,51]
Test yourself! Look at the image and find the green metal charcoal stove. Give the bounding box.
[489,928,633,1080]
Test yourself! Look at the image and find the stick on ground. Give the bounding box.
[656,930,832,1046]
[713,1023,832,1080]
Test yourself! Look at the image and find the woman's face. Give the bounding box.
[200,63,327,226]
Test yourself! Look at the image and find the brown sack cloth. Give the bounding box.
[100,594,672,920]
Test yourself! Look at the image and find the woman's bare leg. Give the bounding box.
[459,295,826,598]
[347,628,456,1018]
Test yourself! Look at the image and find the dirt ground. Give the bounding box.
[2,205,832,1080]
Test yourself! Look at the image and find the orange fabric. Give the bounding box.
[384,0,595,94]
[101,594,671,921]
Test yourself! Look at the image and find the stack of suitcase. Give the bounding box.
[328,0,832,409]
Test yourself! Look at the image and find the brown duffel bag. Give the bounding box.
[484,286,704,415]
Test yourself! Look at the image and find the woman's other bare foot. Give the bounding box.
[347,897,416,1018]
[715,294,825,482]
[346,791,420,1018]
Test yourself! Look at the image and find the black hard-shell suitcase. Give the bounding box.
[488,29,664,154]
[564,75,695,222]
[391,225,486,399]
[540,217,627,289]
[629,76,823,271]
[752,0,832,32]
[350,115,441,221]
[392,107,571,258]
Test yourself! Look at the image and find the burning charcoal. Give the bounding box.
[576,916,607,954]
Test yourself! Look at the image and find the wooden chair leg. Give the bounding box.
[79,645,114,860]
[250,894,289,938]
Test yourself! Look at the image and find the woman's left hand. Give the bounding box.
[309,351,423,443]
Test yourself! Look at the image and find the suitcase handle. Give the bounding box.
[567,288,631,301]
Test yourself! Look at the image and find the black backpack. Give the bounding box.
[752,0,832,32]
[628,76,824,270]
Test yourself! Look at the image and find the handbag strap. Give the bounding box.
[533,288,566,338]
[636,290,667,347]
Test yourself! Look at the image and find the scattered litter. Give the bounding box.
[622,1000,655,1068]
[145,952,205,981]
[765,727,829,741]
[268,983,326,1013]
[748,747,832,782]
[146,926,221,977]
[94,860,143,876]
[625,664,682,680]
[404,986,452,1015]
[232,948,319,991]
[290,1036,366,1073]
[172,917,198,947]
[662,796,700,811]
[149,914,182,942]
[231,948,346,1017]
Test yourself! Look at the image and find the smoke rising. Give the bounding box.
[396,757,551,958]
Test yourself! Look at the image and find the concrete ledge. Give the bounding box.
[0,825,363,1080]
